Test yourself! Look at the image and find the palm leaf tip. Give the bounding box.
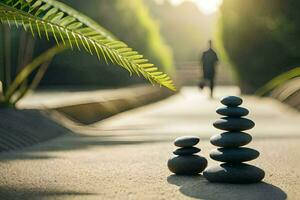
[0,0,176,91]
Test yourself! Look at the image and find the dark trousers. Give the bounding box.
[203,76,215,98]
[209,77,215,98]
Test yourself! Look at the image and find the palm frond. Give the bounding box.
[0,0,176,91]
[256,67,300,96]
[4,45,66,101]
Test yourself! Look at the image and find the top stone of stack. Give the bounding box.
[221,96,243,107]
[174,136,200,147]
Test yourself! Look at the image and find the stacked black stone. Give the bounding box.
[168,136,207,175]
[203,96,265,183]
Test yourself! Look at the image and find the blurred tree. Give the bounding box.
[219,0,300,93]
[39,0,173,87]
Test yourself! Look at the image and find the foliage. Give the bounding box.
[39,0,174,87]
[219,0,300,93]
[0,0,175,105]
[256,67,300,96]
[5,44,66,105]
[0,26,48,106]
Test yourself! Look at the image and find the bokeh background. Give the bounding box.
[1,0,300,98]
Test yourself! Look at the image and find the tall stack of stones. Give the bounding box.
[168,136,207,175]
[203,96,265,183]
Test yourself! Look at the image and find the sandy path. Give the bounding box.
[0,87,299,199]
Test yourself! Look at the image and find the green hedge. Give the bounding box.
[38,0,173,87]
[219,0,300,93]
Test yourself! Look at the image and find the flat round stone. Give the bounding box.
[221,96,243,107]
[168,155,207,175]
[210,147,259,163]
[203,163,265,183]
[216,106,249,117]
[174,136,200,147]
[210,132,252,147]
[173,147,201,156]
[213,117,255,131]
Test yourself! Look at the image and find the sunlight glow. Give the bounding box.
[192,0,223,15]
[156,0,223,15]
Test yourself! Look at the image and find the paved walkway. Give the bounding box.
[0,87,299,199]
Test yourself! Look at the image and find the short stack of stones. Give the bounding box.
[168,136,207,175]
[203,96,265,183]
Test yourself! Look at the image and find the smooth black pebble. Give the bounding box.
[213,117,255,131]
[210,147,259,163]
[173,147,201,156]
[174,136,200,147]
[168,155,207,175]
[210,132,252,147]
[221,96,243,107]
[203,163,265,183]
[216,106,249,117]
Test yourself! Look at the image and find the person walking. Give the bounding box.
[199,40,219,98]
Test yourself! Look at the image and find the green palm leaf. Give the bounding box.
[0,0,176,91]
[255,67,300,96]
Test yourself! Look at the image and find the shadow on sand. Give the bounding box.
[167,175,287,200]
[0,186,97,200]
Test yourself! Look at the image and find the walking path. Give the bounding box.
[0,87,299,199]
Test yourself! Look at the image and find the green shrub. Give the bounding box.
[219,0,300,93]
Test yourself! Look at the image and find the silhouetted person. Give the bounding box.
[200,40,219,98]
